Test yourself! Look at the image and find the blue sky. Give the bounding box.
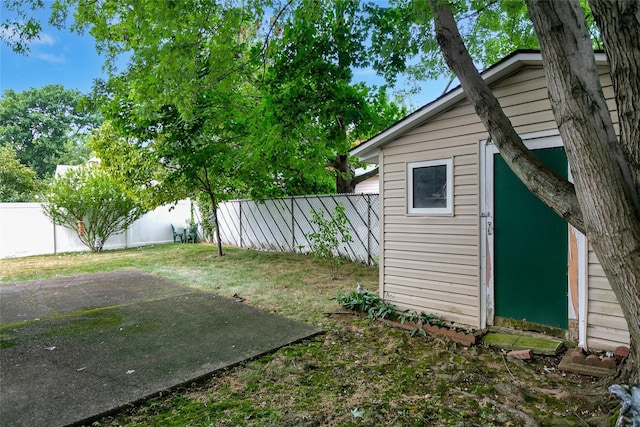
[1,5,450,109]
[0,6,108,94]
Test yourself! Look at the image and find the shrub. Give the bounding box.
[42,164,147,252]
[305,203,353,278]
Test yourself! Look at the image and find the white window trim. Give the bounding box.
[407,158,454,215]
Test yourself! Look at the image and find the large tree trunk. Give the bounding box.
[428,1,585,232]
[333,154,353,194]
[588,0,640,197]
[430,0,640,380]
[526,0,640,381]
[332,153,379,194]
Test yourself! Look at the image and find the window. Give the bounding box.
[407,158,453,214]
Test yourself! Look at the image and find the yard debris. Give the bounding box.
[351,408,364,418]
[126,370,135,375]
[45,346,56,351]
[76,367,87,372]
[609,384,640,427]
[232,293,245,302]
[507,349,533,360]
[614,346,630,362]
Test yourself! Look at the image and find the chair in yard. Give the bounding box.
[186,224,198,243]
[171,224,184,243]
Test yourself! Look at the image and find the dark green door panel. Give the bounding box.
[494,147,568,329]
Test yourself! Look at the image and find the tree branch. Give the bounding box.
[429,0,585,233]
[351,166,379,187]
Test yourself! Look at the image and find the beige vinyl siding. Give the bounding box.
[583,69,629,351]
[380,66,558,328]
[587,249,630,350]
[378,63,630,346]
[354,175,379,194]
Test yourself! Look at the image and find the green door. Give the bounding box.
[494,147,568,329]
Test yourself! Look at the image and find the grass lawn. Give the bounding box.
[0,244,616,426]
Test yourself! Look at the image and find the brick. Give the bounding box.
[614,346,630,362]
[601,357,617,369]
[507,349,533,360]
[585,355,600,366]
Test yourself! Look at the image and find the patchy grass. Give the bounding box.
[0,244,616,426]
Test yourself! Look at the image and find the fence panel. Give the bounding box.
[0,203,55,259]
[0,200,193,259]
[216,194,379,265]
[217,201,242,247]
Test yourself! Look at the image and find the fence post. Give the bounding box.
[53,221,58,255]
[291,197,295,251]
[239,200,243,248]
[367,194,372,266]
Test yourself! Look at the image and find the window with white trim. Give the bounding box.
[407,158,453,214]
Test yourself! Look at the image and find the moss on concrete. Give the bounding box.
[482,332,565,355]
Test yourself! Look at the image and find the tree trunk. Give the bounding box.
[526,0,640,382]
[334,154,354,194]
[588,0,640,203]
[207,192,224,257]
[429,1,585,232]
[430,0,640,381]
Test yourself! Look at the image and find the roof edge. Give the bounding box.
[351,50,608,160]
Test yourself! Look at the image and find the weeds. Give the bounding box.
[305,203,353,279]
[1,245,612,426]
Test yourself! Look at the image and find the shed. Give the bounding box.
[351,50,630,351]
[353,165,380,194]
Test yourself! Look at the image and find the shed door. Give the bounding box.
[494,147,568,329]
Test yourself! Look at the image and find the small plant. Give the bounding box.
[336,291,448,336]
[418,312,446,327]
[367,302,397,320]
[305,203,353,278]
[335,290,383,313]
[335,288,398,320]
[398,309,420,325]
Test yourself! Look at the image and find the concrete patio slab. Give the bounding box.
[0,270,321,427]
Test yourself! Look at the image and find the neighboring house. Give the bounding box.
[54,158,101,176]
[351,50,629,352]
[353,165,379,194]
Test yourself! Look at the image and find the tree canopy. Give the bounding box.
[262,0,406,193]
[0,85,102,179]
[0,144,44,202]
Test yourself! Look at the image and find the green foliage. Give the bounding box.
[262,0,407,193]
[335,290,384,314]
[335,288,397,320]
[42,165,147,252]
[335,290,446,330]
[305,203,353,277]
[0,85,101,179]
[398,309,446,327]
[0,144,44,202]
[4,1,406,196]
[367,0,600,84]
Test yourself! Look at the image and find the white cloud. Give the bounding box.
[34,52,66,64]
[32,32,56,46]
[0,25,21,43]
[0,24,56,46]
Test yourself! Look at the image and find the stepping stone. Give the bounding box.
[482,332,565,356]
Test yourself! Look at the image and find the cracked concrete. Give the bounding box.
[0,269,321,427]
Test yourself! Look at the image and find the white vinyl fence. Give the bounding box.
[217,194,379,265]
[0,200,195,259]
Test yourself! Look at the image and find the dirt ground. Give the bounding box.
[96,312,620,427]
